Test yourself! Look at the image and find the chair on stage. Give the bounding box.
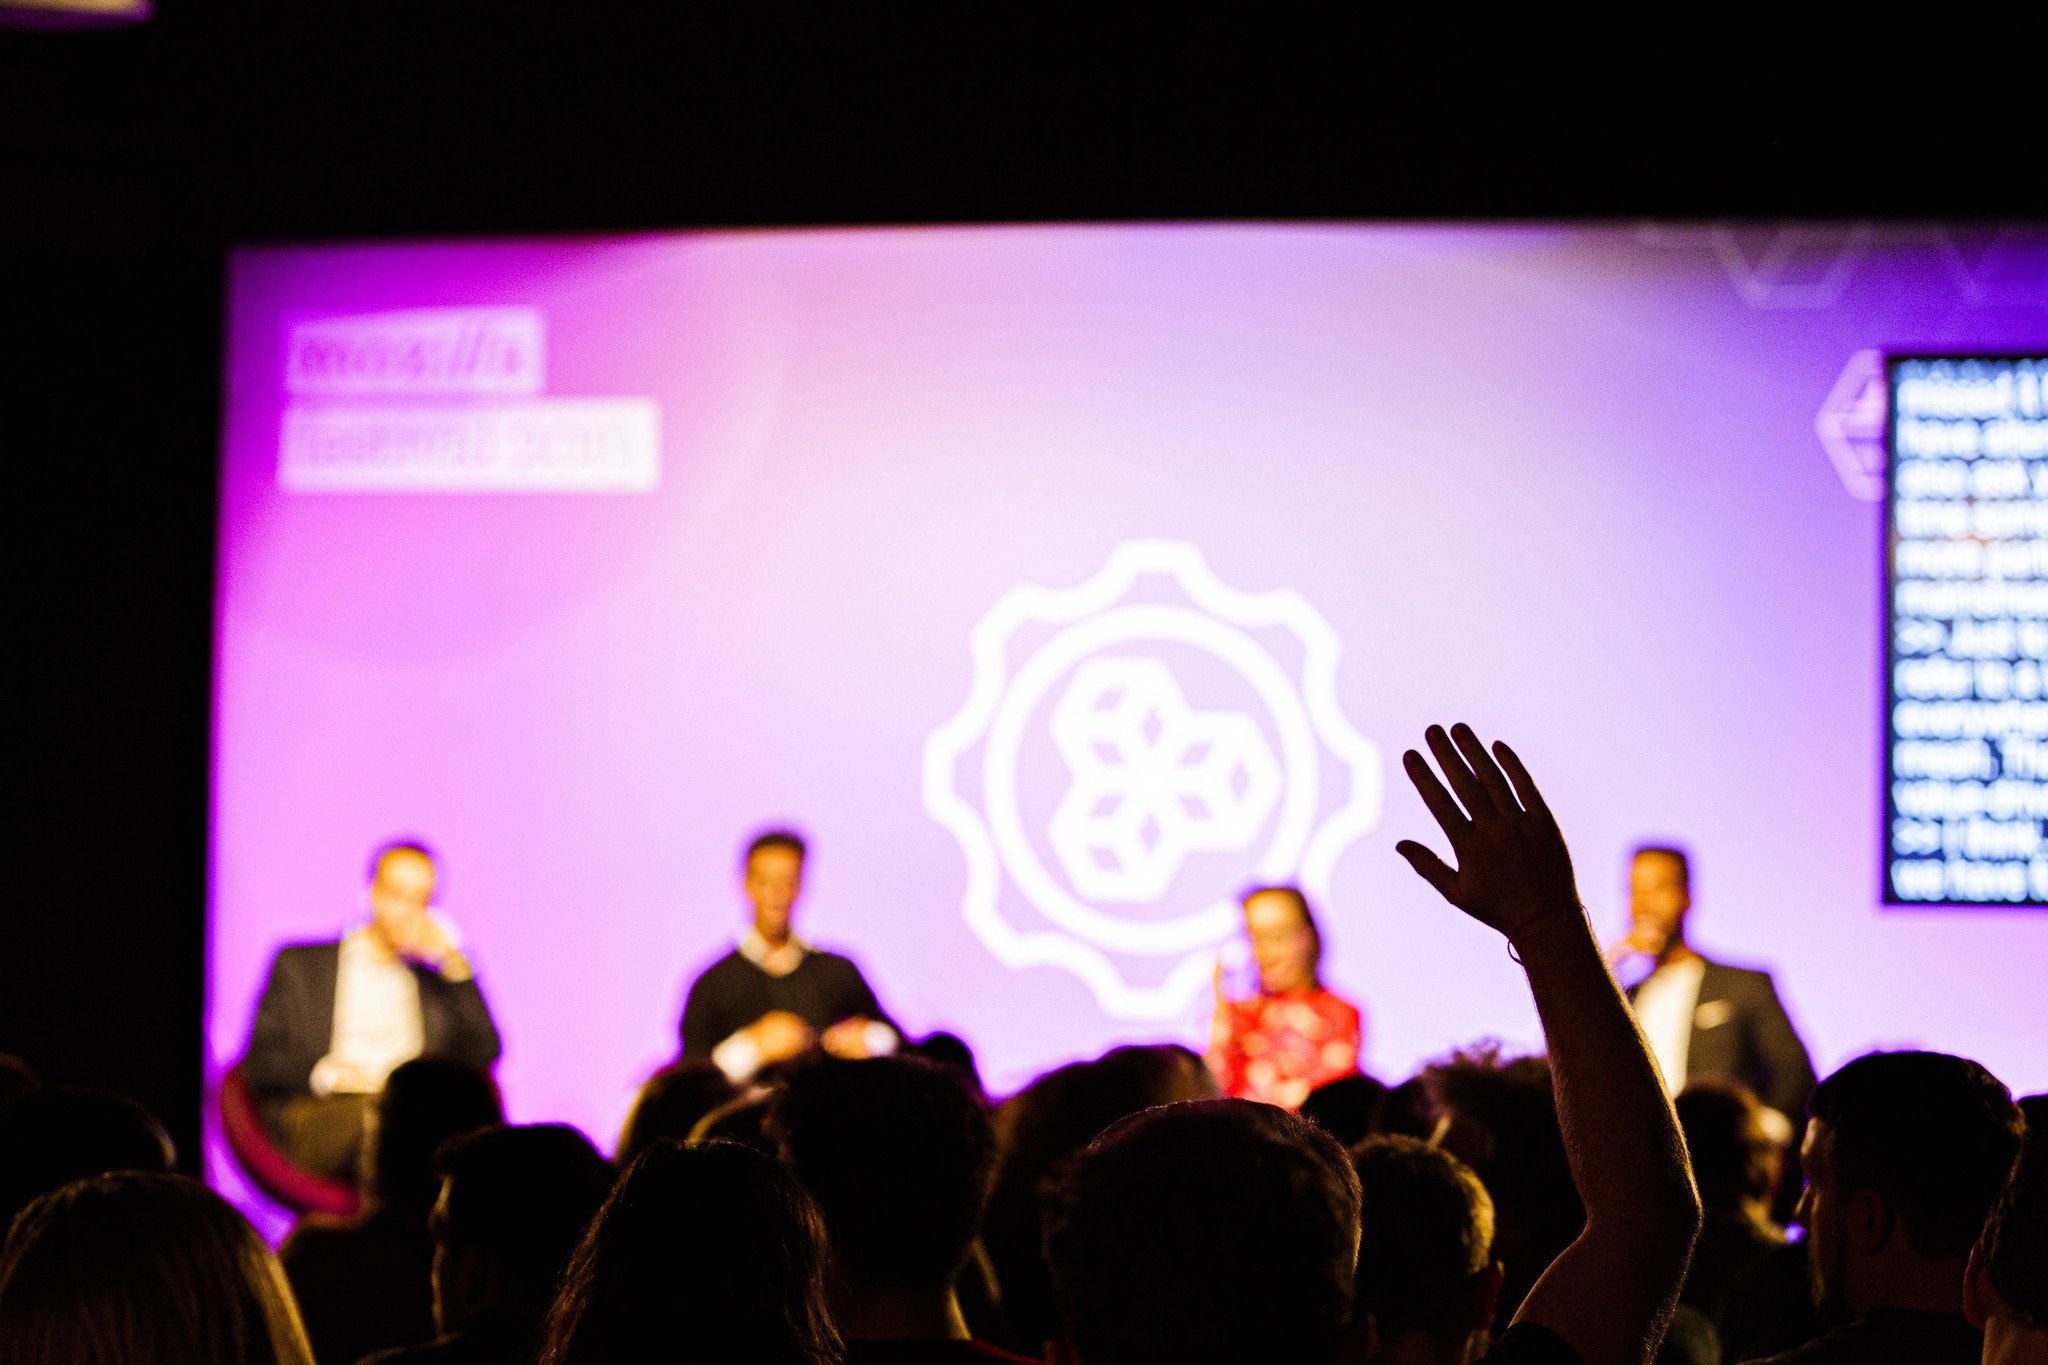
[217,1062,360,1218]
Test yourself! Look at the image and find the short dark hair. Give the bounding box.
[745,830,807,866]
[368,1059,502,1210]
[616,1062,741,1170]
[1352,1136,1495,1339]
[1675,1080,1780,1213]
[1808,1051,2023,1260]
[1042,1099,1360,1365]
[1631,845,1691,889]
[433,1124,616,1313]
[1239,884,1324,973]
[0,1086,176,1232]
[769,1056,995,1288]
[537,1140,839,1365]
[1982,1129,2045,1327]
[982,1045,1220,1355]
[368,839,436,883]
[1424,1047,1582,1246]
[1299,1073,1388,1150]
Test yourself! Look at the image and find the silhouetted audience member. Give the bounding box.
[910,1032,989,1105]
[0,1053,39,1106]
[615,1060,740,1168]
[362,1124,616,1365]
[282,1057,502,1365]
[689,1087,779,1153]
[1966,1126,2046,1365]
[537,1138,841,1365]
[1347,1135,1502,1365]
[982,1043,1217,1355]
[0,1084,175,1231]
[769,1056,1027,1363]
[1301,1072,1389,1149]
[1371,1073,1439,1140]
[0,1171,315,1365]
[1744,1051,2024,1365]
[1672,1081,1794,1317]
[1044,1100,1360,1365]
[1673,1081,1817,1362]
[1424,1047,1584,1327]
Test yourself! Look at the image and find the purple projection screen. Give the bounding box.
[210,224,2048,1229]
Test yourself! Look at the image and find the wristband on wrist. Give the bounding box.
[1505,903,1584,964]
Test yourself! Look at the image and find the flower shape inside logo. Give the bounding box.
[923,541,1381,1019]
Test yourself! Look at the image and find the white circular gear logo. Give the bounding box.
[923,541,1381,1019]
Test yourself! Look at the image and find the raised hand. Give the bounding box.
[1394,723,1582,941]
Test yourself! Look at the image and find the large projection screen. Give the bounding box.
[211,224,2048,1230]
[1885,355,2048,905]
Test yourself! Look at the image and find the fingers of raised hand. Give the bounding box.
[1402,747,1472,843]
[1425,725,1496,821]
[1491,740,1552,821]
[1450,723,1520,814]
[1394,839,1461,906]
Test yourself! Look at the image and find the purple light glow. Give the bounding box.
[211,224,2048,1234]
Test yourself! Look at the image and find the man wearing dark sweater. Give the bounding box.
[679,830,896,1082]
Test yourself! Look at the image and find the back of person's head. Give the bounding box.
[689,1088,778,1153]
[1301,1073,1389,1149]
[1042,1099,1360,1365]
[0,1054,39,1106]
[0,1172,314,1365]
[1972,1127,2045,1332]
[908,1031,987,1102]
[1422,1047,1580,1324]
[1676,1079,1783,1217]
[615,1060,740,1168]
[432,1124,615,1330]
[769,1055,994,1291]
[1369,1074,1437,1140]
[0,1086,175,1231]
[996,1044,1219,1199]
[1351,1136,1498,1347]
[985,1044,1220,1353]
[1425,1050,1581,1219]
[537,1139,839,1365]
[1808,1051,2022,1261]
[367,1058,502,1212]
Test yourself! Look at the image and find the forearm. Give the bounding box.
[1514,910,1699,1236]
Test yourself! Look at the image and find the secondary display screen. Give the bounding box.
[212,225,2048,1233]
[1887,356,2048,904]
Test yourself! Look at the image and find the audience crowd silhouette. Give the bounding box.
[1,726,2040,1365]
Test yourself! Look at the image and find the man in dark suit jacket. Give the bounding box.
[1616,846,1817,1123]
[679,830,896,1082]
[244,842,501,1180]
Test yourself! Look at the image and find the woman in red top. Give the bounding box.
[1206,885,1363,1109]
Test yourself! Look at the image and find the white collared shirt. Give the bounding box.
[1631,954,1706,1097]
[311,927,425,1096]
[737,927,810,978]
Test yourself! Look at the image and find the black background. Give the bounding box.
[2,3,2037,1170]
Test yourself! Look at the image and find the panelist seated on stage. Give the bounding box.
[679,830,897,1083]
[1206,885,1363,1110]
[1612,844,1816,1131]
[242,841,502,1183]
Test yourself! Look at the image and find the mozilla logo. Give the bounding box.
[286,308,544,397]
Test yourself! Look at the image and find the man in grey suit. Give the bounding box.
[1615,845,1817,1127]
[243,841,501,1180]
